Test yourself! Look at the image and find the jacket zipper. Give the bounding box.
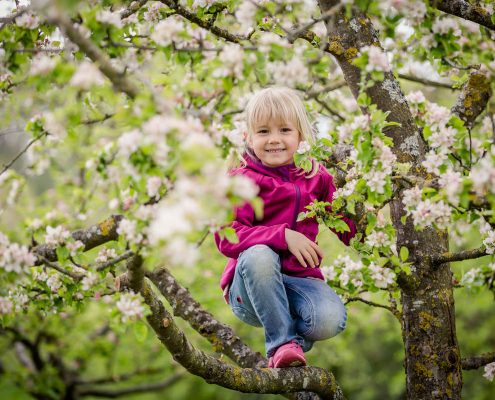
[291,183,300,230]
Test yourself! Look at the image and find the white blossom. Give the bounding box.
[116,219,143,245]
[146,176,163,198]
[410,199,451,229]
[44,225,70,246]
[30,55,57,76]
[422,151,447,175]
[231,175,259,200]
[16,13,39,29]
[268,57,309,87]
[461,267,483,288]
[118,130,141,157]
[235,1,257,33]
[70,62,105,89]
[96,247,118,263]
[432,17,461,36]
[46,274,62,293]
[366,230,393,248]
[362,46,391,72]
[151,18,183,47]
[66,240,84,256]
[483,362,495,381]
[296,141,311,154]
[369,263,396,289]
[321,265,338,281]
[438,169,463,205]
[0,297,13,315]
[96,9,123,28]
[116,293,145,322]
[81,272,98,291]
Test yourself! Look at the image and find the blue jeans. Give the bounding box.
[228,244,347,357]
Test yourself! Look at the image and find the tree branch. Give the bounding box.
[397,73,456,90]
[345,296,402,321]
[0,131,47,177]
[461,352,495,370]
[76,373,184,398]
[159,0,250,44]
[48,13,140,98]
[120,0,149,20]
[433,0,495,31]
[39,256,84,281]
[32,215,123,264]
[117,273,343,399]
[147,267,265,368]
[451,71,492,129]
[432,246,488,265]
[96,250,135,272]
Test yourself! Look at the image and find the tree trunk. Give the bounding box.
[317,1,463,398]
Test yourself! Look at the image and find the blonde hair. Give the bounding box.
[230,87,318,176]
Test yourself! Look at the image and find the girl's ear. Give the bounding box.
[244,131,252,146]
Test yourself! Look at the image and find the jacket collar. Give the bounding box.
[243,153,298,181]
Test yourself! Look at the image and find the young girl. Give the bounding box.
[215,87,357,368]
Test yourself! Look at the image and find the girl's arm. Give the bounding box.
[214,201,289,259]
[321,169,357,246]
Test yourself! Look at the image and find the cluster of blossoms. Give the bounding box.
[151,17,184,47]
[363,137,396,194]
[15,12,40,29]
[235,0,257,33]
[70,61,106,89]
[267,57,309,87]
[96,247,118,263]
[116,293,146,323]
[478,218,495,254]
[403,194,452,230]
[460,267,485,289]
[484,362,495,381]
[96,9,123,28]
[322,255,397,292]
[377,0,426,22]
[365,229,394,249]
[468,147,495,199]
[44,225,71,246]
[0,232,36,274]
[213,44,245,78]
[360,46,391,73]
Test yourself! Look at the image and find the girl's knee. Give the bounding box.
[308,306,347,341]
[238,245,280,278]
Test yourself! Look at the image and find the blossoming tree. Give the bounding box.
[1,0,495,399]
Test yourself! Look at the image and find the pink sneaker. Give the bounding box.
[269,341,306,368]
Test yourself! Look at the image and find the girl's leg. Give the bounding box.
[229,245,301,357]
[283,275,347,352]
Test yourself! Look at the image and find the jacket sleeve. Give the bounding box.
[321,168,357,246]
[214,200,289,259]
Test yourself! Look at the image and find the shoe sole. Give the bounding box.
[274,358,306,368]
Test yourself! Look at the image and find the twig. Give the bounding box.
[0,131,47,177]
[39,256,84,281]
[345,296,402,320]
[96,250,135,271]
[398,73,455,90]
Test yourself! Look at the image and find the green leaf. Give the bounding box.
[56,246,69,262]
[401,215,407,225]
[223,227,239,244]
[400,246,409,262]
[251,197,264,220]
[133,321,149,343]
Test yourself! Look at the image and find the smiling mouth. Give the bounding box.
[266,149,285,153]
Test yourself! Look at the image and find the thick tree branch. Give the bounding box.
[117,274,343,399]
[32,215,123,264]
[433,0,495,31]
[147,267,265,368]
[461,352,495,370]
[451,71,492,129]
[48,13,139,98]
[432,246,488,265]
[76,373,184,398]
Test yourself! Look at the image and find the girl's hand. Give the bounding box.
[285,229,324,268]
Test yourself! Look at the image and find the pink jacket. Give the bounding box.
[215,155,357,292]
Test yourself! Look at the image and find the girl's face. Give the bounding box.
[248,119,301,168]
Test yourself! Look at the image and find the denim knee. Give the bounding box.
[238,245,280,279]
[306,304,347,341]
